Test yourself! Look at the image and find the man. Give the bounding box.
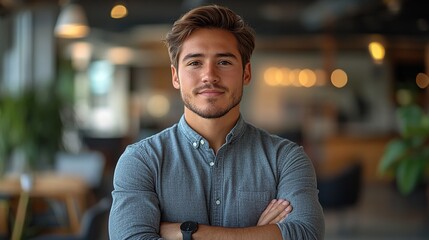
[109,5,324,240]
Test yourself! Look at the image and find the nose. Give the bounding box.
[201,62,219,84]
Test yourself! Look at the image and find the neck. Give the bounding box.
[184,107,240,154]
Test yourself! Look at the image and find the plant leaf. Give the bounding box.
[397,105,423,138]
[379,139,408,173]
[396,158,422,195]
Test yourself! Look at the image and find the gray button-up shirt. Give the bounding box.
[109,115,324,239]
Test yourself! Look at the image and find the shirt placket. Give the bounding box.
[210,151,224,226]
[191,137,222,225]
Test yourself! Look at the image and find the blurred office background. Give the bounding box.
[0,0,429,239]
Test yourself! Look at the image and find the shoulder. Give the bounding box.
[117,124,179,165]
[132,123,179,150]
[244,122,310,164]
[244,122,300,150]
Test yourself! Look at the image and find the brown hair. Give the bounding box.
[164,5,255,69]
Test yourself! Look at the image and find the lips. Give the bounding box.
[198,89,224,96]
[194,85,227,96]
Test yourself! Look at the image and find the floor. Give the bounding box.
[324,183,429,240]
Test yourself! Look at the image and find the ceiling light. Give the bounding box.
[368,41,385,63]
[55,1,89,38]
[111,3,128,19]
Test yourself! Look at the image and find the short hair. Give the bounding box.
[164,5,255,69]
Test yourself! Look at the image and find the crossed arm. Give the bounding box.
[159,199,292,240]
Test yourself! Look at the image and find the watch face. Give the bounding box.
[181,221,198,232]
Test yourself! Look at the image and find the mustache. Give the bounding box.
[193,84,228,94]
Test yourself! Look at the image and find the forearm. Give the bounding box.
[160,199,290,240]
[194,224,283,240]
[160,222,283,240]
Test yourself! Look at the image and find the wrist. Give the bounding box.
[180,221,198,240]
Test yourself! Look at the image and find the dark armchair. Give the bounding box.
[318,162,363,209]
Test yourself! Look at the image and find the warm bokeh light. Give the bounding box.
[56,25,89,39]
[290,69,301,87]
[264,67,328,87]
[274,68,283,85]
[368,41,385,63]
[280,68,291,86]
[299,69,317,88]
[69,41,92,70]
[264,67,278,86]
[106,47,134,65]
[147,94,170,118]
[111,4,128,19]
[331,69,348,88]
[415,72,429,89]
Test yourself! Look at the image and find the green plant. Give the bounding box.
[379,104,429,195]
[0,86,64,174]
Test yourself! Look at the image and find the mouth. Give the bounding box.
[195,85,227,97]
[198,89,224,97]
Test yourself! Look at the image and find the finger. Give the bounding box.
[270,204,293,224]
[269,209,288,224]
[285,205,293,213]
[258,199,278,225]
[259,199,277,220]
[258,199,292,226]
[260,200,289,224]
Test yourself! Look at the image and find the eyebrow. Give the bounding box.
[181,52,238,62]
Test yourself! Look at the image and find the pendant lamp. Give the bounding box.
[55,1,89,38]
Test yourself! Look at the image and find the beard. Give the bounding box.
[181,83,243,119]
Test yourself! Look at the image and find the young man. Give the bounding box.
[109,5,324,240]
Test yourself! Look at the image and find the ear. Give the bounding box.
[243,63,252,86]
[171,65,180,89]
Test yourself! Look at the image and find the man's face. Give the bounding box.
[171,28,251,119]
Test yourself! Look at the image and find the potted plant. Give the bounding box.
[378,104,429,195]
[0,85,65,176]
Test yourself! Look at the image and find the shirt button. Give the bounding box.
[192,142,198,148]
[215,200,221,205]
[200,140,205,145]
[209,162,215,167]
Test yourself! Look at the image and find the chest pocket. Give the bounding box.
[238,191,272,227]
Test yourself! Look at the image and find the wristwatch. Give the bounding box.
[180,221,198,240]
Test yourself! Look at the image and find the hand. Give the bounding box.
[257,199,292,226]
[160,222,181,240]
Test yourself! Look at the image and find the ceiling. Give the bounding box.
[1,0,429,37]
[82,0,429,38]
[1,0,428,55]
[86,0,429,57]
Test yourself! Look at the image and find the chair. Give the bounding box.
[317,162,363,234]
[317,162,363,209]
[33,151,106,232]
[30,197,111,240]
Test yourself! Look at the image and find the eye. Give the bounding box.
[218,60,232,65]
[187,61,201,66]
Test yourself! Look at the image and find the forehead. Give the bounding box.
[179,28,240,59]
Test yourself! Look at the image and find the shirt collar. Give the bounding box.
[178,115,246,149]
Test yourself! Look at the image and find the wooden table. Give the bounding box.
[0,172,89,240]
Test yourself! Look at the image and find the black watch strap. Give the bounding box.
[182,231,193,240]
[180,221,198,240]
